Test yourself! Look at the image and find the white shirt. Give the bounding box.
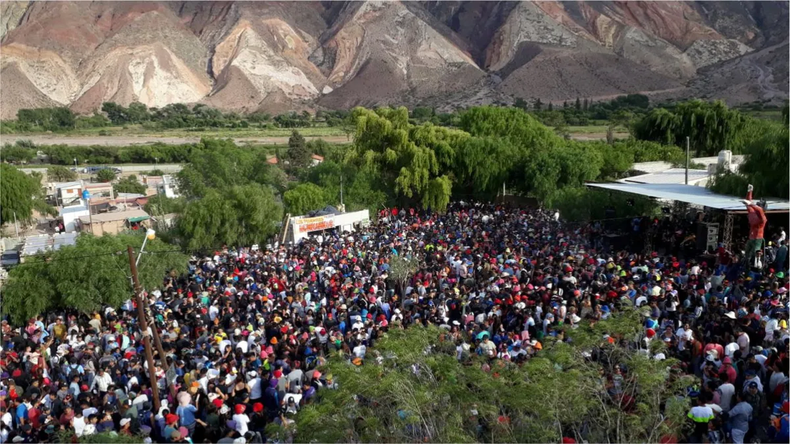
[73,416,86,436]
[724,342,739,358]
[92,373,113,392]
[718,382,735,412]
[232,413,250,435]
[737,333,750,355]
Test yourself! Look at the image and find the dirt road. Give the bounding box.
[1,135,351,146]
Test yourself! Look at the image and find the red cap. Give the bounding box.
[166,414,179,425]
[235,404,246,415]
[253,403,263,413]
[273,369,283,379]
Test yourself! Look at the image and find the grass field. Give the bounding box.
[741,109,783,121]
[566,125,629,134]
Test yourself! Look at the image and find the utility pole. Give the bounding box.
[149,308,176,400]
[127,246,161,412]
[13,212,19,238]
[685,136,690,185]
[340,174,344,208]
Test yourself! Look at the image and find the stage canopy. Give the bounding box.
[586,183,789,213]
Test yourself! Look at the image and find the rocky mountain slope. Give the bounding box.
[1,1,786,119]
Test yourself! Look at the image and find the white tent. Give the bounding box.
[586,183,789,213]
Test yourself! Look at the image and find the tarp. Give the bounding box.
[127,215,150,223]
[586,182,789,212]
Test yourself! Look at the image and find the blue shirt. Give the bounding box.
[14,403,28,427]
[177,404,197,426]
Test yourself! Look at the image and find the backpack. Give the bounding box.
[67,364,81,382]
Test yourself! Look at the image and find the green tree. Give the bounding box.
[633,100,744,156]
[102,102,128,124]
[0,143,35,163]
[287,130,311,169]
[126,102,151,123]
[575,97,581,111]
[710,121,789,199]
[283,183,329,215]
[534,98,543,111]
[2,233,187,324]
[177,184,282,251]
[349,107,465,211]
[454,136,517,198]
[143,195,186,216]
[175,138,255,198]
[114,175,146,194]
[0,164,54,225]
[280,309,690,443]
[47,165,78,182]
[96,168,117,183]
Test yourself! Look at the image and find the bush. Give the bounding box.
[96,168,117,182]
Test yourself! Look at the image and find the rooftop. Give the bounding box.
[80,209,149,224]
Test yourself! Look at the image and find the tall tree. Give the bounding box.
[349,107,466,211]
[177,184,282,251]
[575,97,581,111]
[287,130,311,169]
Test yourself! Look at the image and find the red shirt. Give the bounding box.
[747,205,767,239]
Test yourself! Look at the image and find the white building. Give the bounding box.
[59,201,90,232]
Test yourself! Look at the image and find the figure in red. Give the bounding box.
[743,184,767,265]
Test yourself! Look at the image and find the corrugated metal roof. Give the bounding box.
[586,182,790,212]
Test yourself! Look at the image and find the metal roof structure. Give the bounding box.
[586,182,790,213]
[621,168,710,185]
[53,233,79,251]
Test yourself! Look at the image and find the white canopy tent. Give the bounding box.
[587,182,789,250]
[586,182,789,213]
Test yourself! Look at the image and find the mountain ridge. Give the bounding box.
[0,1,786,119]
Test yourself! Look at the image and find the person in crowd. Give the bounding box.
[0,203,786,443]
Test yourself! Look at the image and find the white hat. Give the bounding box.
[724,311,737,320]
[234,328,241,336]
[121,418,131,426]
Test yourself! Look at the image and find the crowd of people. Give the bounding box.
[0,201,787,444]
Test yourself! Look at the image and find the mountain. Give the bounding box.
[1,1,787,119]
